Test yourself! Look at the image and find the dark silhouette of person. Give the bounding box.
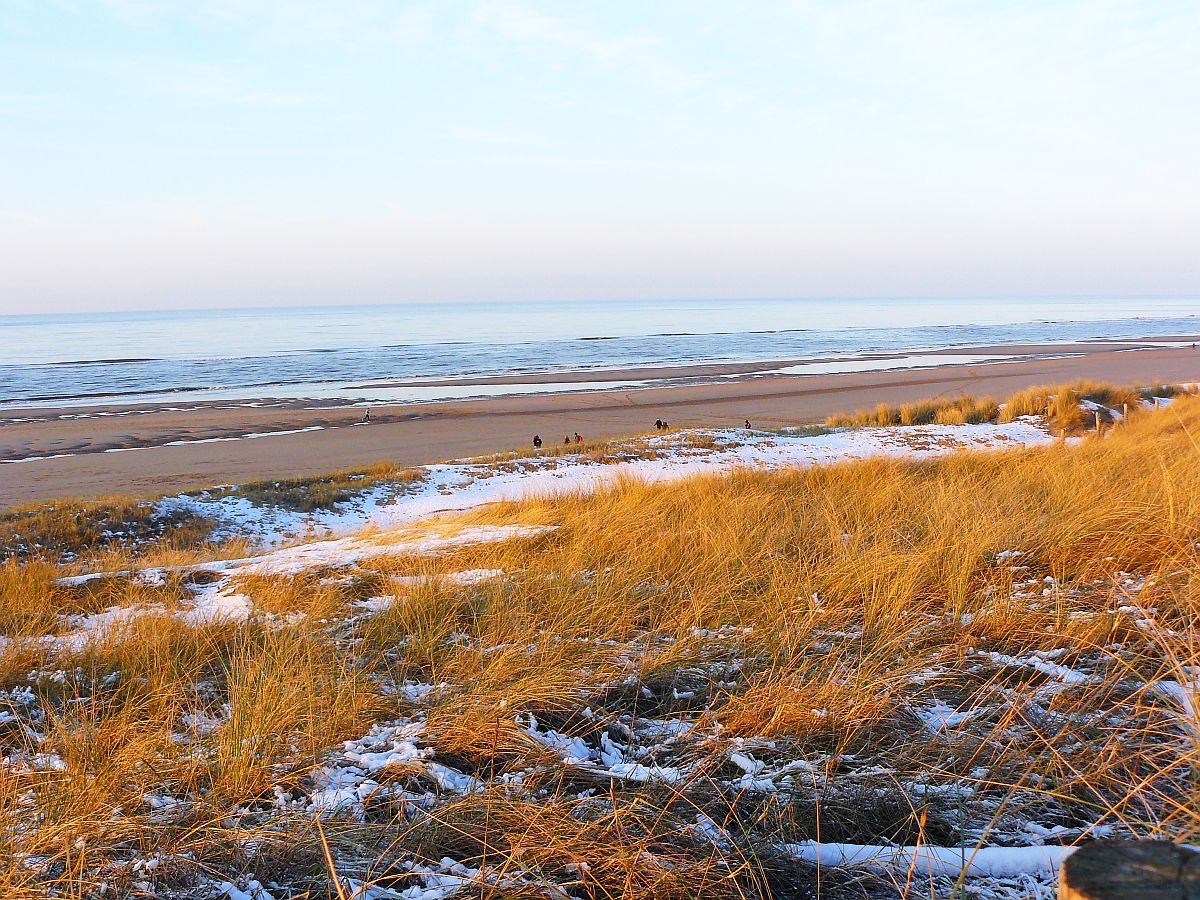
[533,435,542,449]
[655,419,663,430]
[745,419,751,429]
[564,435,571,445]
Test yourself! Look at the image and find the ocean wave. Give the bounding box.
[43,357,162,366]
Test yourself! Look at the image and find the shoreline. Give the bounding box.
[3,339,1200,509]
[6,337,1195,419]
[6,337,1197,412]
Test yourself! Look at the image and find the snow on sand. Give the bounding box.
[166,421,1054,546]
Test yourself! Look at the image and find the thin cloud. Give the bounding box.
[472,0,708,93]
[97,0,437,49]
[451,126,549,148]
[155,64,323,106]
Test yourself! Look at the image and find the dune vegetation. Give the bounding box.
[825,379,1192,431]
[0,383,1198,897]
[0,495,219,563]
[188,463,429,514]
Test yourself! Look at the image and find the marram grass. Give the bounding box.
[1,387,1199,896]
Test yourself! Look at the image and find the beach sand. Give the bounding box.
[3,341,1199,508]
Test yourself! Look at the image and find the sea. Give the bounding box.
[1,297,1197,408]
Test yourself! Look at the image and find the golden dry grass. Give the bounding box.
[827,394,999,428]
[204,626,383,804]
[2,388,1200,896]
[229,571,354,621]
[827,380,1194,433]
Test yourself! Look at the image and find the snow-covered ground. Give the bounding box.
[164,421,1054,547]
[14,415,1192,899]
[57,421,1051,663]
[49,523,557,653]
[57,421,1041,653]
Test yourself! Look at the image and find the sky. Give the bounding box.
[1,0,1198,314]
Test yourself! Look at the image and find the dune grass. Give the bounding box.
[0,495,217,563]
[0,388,1199,895]
[828,394,1000,428]
[826,379,1194,432]
[195,461,427,512]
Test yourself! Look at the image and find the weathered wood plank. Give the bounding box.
[1059,840,1200,899]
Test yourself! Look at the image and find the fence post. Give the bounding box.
[1058,840,1199,898]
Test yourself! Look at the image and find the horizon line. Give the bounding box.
[4,293,1199,320]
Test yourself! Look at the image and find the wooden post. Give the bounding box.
[1059,840,1200,899]
[1122,402,1128,421]
[1095,410,1102,433]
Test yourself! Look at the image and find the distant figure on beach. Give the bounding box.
[662,421,668,430]
[655,419,663,431]
[574,432,582,444]
[362,409,371,423]
[533,435,542,449]
[745,419,751,429]
[564,435,571,445]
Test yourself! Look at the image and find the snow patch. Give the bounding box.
[785,841,1075,878]
[164,422,1054,547]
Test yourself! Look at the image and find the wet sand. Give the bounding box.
[3,341,1199,509]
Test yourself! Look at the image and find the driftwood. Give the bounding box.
[1059,840,1200,899]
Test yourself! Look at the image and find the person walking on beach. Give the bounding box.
[362,408,371,423]
[533,435,542,450]
[745,419,751,429]
[574,432,582,445]
[564,435,572,446]
[655,419,663,431]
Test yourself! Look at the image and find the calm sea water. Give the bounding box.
[1,298,1197,406]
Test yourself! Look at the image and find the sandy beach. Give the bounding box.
[3,340,1199,508]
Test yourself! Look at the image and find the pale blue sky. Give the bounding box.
[2,1,1198,313]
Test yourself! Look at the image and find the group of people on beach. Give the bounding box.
[532,432,583,450]
[531,417,755,451]
[362,408,756,452]
[533,419,685,451]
